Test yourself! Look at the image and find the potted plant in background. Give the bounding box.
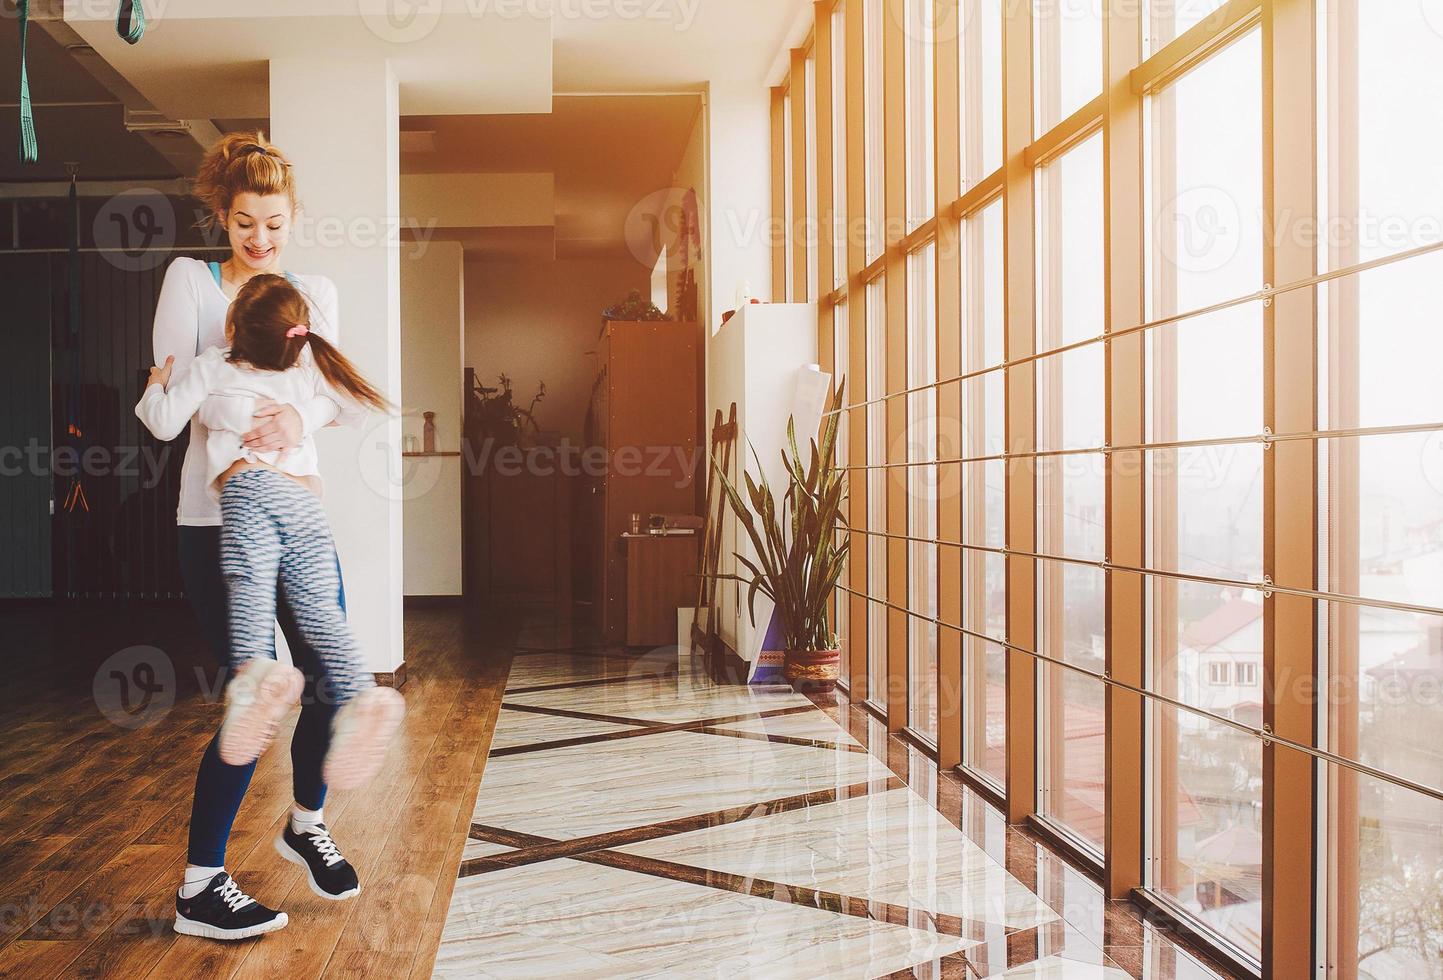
[711,380,850,692]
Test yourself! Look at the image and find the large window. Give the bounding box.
[1321,3,1443,975]
[775,2,1443,973]
[1035,131,1106,854]
[907,244,938,741]
[1144,31,1264,962]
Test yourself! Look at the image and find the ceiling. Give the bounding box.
[1,0,805,255]
[551,0,805,91]
[402,95,702,260]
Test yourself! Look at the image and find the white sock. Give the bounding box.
[179,865,224,899]
[291,804,324,833]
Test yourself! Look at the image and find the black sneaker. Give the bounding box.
[275,822,361,900]
[173,872,288,940]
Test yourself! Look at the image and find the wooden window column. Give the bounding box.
[1102,0,1145,901]
[1261,0,1318,974]
[846,0,870,700]
[1000,0,1038,825]
[934,0,963,769]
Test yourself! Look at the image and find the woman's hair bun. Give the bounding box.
[193,131,297,227]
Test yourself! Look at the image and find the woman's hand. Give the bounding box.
[147,355,175,389]
[244,398,303,456]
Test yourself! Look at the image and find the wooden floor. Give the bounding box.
[0,600,514,980]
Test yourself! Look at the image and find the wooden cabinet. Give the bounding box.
[585,321,700,643]
[624,534,700,647]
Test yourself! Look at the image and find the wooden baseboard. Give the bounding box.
[374,661,408,690]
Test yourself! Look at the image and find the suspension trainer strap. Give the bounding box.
[18,0,36,164]
[116,0,146,44]
[17,2,145,163]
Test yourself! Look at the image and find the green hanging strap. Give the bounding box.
[116,0,147,45]
[18,1,145,164]
[17,0,36,164]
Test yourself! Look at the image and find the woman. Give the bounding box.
[143,132,368,941]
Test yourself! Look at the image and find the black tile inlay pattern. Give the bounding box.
[461,776,903,876]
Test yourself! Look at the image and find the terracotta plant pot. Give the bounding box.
[783,648,840,692]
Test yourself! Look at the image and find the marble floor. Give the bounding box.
[433,624,1238,979]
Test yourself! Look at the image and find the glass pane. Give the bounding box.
[1319,433,1443,608]
[806,53,819,300]
[1321,599,1443,793]
[1145,0,1229,53]
[1038,453,1105,563]
[1147,700,1263,961]
[960,0,1003,185]
[1146,29,1262,318]
[1148,576,1264,723]
[1038,664,1106,852]
[865,0,886,263]
[1033,0,1103,135]
[1329,763,1443,978]
[1037,343,1105,453]
[866,279,889,706]
[907,246,938,739]
[1146,304,1263,445]
[1147,445,1265,583]
[783,92,795,301]
[1036,131,1105,353]
[905,0,935,229]
[963,636,1008,788]
[1317,251,1443,434]
[1322,1,1443,273]
[961,460,1005,550]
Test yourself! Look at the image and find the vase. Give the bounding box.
[422,412,437,454]
[783,648,840,693]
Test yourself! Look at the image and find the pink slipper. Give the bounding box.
[322,687,405,790]
[218,658,304,766]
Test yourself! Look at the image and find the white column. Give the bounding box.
[270,58,403,674]
[703,81,774,331]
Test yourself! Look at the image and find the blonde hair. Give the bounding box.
[193,132,298,227]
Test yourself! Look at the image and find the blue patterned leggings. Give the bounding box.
[219,468,373,704]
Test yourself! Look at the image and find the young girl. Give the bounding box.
[136,273,404,794]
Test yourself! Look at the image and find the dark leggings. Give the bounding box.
[179,525,345,867]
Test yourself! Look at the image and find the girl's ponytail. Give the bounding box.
[303,334,391,413]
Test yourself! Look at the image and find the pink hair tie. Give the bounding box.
[286,323,309,339]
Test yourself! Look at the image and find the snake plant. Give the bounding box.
[710,379,850,653]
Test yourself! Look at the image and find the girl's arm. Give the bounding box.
[135,354,217,442]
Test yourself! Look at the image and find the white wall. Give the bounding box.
[703,81,775,330]
[401,241,465,597]
[464,256,650,445]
